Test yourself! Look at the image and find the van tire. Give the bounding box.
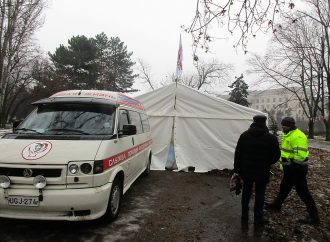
[104,178,122,221]
[144,156,151,176]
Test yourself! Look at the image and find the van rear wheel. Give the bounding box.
[104,178,122,220]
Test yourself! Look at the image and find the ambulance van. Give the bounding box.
[0,90,152,221]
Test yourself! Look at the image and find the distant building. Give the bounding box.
[219,88,326,134]
[248,88,304,122]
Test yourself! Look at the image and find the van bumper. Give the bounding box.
[0,183,112,221]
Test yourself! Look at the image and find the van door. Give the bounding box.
[127,110,147,176]
[118,109,135,185]
[140,112,151,163]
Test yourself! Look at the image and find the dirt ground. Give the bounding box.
[265,148,330,242]
[120,169,246,242]
[0,148,328,242]
[120,147,330,242]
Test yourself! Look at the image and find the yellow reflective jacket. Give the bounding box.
[280,128,309,166]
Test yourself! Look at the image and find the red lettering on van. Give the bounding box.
[102,139,152,170]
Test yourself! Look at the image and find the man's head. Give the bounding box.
[252,115,267,127]
[281,116,296,132]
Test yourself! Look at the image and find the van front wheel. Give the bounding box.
[144,157,151,176]
[104,178,122,220]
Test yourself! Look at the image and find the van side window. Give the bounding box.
[141,114,150,132]
[128,111,143,134]
[119,110,129,130]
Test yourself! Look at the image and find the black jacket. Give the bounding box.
[234,123,281,181]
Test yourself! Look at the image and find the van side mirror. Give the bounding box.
[12,120,22,130]
[122,124,137,135]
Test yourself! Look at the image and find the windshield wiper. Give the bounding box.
[46,128,90,135]
[14,128,42,134]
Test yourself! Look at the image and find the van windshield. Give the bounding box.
[16,103,116,136]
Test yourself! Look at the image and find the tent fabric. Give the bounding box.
[136,83,265,172]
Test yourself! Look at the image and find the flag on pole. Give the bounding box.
[175,35,183,81]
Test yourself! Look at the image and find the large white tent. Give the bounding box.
[136,83,265,172]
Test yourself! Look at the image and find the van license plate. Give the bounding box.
[8,196,39,207]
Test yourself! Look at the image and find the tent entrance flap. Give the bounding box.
[166,142,177,170]
[165,121,177,170]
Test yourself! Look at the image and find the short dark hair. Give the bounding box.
[281,117,295,127]
[253,115,267,125]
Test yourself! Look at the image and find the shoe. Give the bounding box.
[298,217,320,225]
[264,202,281,211]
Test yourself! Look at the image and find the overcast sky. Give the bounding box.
[35,0,270,94]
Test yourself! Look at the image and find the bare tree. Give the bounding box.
[297,0,330,140]
[249,16,325,138]
[158,58,233,92]
[247,0,330,140]
[185,0,296,53]
[158,72,194,86]
[0,0,46,126]
[194,59,233,90]
[180,73,197,88]
[136,58,155,90]
[178,59,233,90]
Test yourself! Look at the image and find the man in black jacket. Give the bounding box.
[234,115,281,225]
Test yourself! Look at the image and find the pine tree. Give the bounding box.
[228,74,250,107]
[93,33,137,92]
[49,35,98,89]
[49,33,137,92]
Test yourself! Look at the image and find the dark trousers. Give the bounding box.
[273,163,319,219]
[241,178,267,222]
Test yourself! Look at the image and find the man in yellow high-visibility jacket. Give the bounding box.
[266,117,320,225]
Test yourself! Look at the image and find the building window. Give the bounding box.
[267,98,270,103]
[273,98,276,102]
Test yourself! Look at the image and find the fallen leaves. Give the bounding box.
[265,148,330,241]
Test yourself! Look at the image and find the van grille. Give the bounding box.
[0,167,62,178]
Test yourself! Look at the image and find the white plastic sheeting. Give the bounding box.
[136,83,265,172]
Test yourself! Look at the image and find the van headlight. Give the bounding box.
[69,164,79,174]
[68,161,94,175]
[80,163,92,174]
[0,175,11,188]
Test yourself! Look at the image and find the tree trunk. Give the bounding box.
[308,119,314,139]
[0,112,6,128]
[325,116,330,141]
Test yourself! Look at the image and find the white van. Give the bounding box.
[0,90,152,221]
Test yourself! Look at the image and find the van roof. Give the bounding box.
[48,90,145,110]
